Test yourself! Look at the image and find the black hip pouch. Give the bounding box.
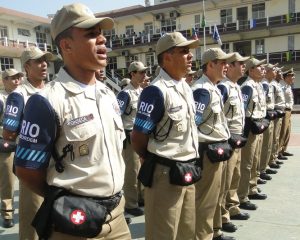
[52,194,108,238]
[169,160,201,186]
[206,141,233,163]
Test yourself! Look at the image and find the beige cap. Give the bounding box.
[201,48,234,65]
[21,47,55,66]
[156,32,200,56]
[50,3,114,40]
[245,58,267,72]
[264,63,279,71]
[227,52,250,64]
[2,68,24,79]
[283,68,295,77]
[128,61,148,73]
[120,78,131,87]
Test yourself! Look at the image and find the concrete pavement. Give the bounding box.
[1,114,300,240]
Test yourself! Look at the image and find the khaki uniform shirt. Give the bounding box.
[270,80,285,110]
[241,77,265,119]
[192,75,230,142]
[280,80,294,110]
[40,68,125,197]
[134,69,199,161]
[262,79,275,110]
[218,78,244,135]
[117,83,142,130]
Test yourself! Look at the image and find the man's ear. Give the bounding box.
[59,38,72,52]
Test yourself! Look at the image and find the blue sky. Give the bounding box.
[0,0,146,17]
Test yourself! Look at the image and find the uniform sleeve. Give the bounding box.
[0,99,4,117]
[193,88,210,126]
[217,84,228,104]
[3,92,25,132]
[14,94,57,169]
[262,83,269,96]
[133,85,164,134]
[116,91,130,115]
[241,85,253,111]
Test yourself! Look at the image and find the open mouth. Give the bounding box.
[97,47,107,59]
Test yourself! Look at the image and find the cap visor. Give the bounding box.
[75,17,114,30]
[177,39,200,49]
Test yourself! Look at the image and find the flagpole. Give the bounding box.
[202,0,206,50]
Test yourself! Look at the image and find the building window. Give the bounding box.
[288,35,294,50]
[221,43,230,53]
[161,18,176,33]
[144,23,154,35]
[36,32,47,50]
[0,57,14,71]
[125,55,139,68]
[0,25,8,38]
[194,14,201,28]
[255,39,264,54]
[146,53,155,68]
[17,28,31,36]
[107,56,117,70]
[220,9,232,24]
[125,25,134,37]
[252,3,265,19]
[103,28,116,37]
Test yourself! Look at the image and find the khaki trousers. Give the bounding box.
[260,121,274,172]
[279,110,292,153]
[249,134,262,195]
[145,164,195,240]
[122,137,142,209]
[213,161,227,238]
[0,152,15,220]
[195,153,223,240]
[19,181,43,240]
[222,149,241,223]
[49,196,131,240]
[238,132,259,203]
[269,118,282,165]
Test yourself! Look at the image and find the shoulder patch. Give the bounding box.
[193,88,210,125]
[3,92,25,132]
[217,84,229,103]
[116,91,130,115]
[15,94,57,169]
[133,85,164,134]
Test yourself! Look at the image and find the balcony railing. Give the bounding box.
[0,37,53,52]
[255,50,300,63]
[105,11,300,50]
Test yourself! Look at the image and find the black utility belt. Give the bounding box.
[91,191,122,213]
[285,108,292,111]
[152,153,198,167]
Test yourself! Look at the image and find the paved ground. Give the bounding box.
[1,114,300,240]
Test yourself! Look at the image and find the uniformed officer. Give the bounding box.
[269,66,286,167]
[192,48,233,240]
[120,78,131,90]
[216,52,250,236]
[95,69,106,82]
[140,75,151,89]
[2,47,54,240]
[238,58,267,212]
[278,68,295,158]
[131,32,200,240]
[0,69,23,228]
[259,63,279,181]
[117,61,148,217]
[14,3,131,239]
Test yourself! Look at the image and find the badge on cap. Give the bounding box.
[79,144,89,156]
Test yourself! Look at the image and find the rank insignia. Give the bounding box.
[79,144,89,156]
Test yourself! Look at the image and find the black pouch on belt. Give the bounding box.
[138,157,156,187]
[206,141,233,163]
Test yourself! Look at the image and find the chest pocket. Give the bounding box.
[63,121,99,164]
[167,106,187,133]
[113,114,125,150]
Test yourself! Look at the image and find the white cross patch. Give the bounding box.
[217,148,224,155]
[70,209,86,225]
[184,172,192,183]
